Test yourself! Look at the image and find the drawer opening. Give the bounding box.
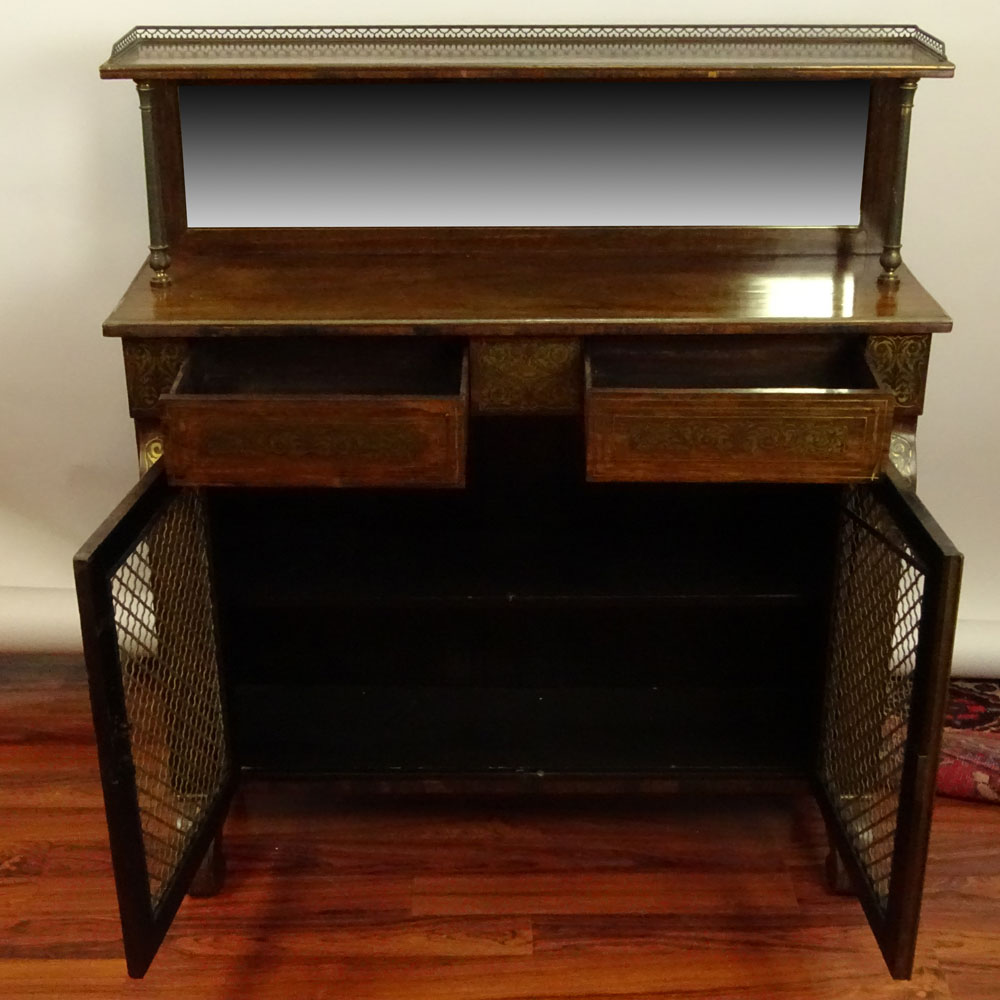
[587,334,879,392]
[584,335,893,483]
[175,337,465,397]
[160,337,468,488]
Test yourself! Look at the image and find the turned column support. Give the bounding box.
[878,79,918,287]
[136,81,172,287]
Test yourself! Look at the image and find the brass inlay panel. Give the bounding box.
[866,334,931,412]
[134,418,165,474]
[625,417,850,457]
[123,340,188,414]
[471,339,581,414]
[201,423,426,461]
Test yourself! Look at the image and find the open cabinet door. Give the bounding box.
[816,468,962,979]
[74,465,236,977]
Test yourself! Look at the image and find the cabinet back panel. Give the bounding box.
[209,417,835,774]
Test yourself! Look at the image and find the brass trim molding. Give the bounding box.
[110,25,948,57]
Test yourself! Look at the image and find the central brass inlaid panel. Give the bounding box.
[470,338,581,414]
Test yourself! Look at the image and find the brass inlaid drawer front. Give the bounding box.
[159,339,467,488]
[470,338,581,414]
[589,396,891,483]
[585,336,894,484]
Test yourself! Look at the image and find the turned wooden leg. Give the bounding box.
[825,844,855,896]
[189,833,226,897]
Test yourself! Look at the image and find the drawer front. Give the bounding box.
[586,392,893,483]
[164,397,466,487]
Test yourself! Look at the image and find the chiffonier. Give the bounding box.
[75,26,962,979]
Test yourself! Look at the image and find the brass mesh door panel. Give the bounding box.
[75,465,235,978]
[817,469,961,979]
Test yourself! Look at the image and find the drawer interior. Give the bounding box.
[587,334,879,391]
[174,337,466,397]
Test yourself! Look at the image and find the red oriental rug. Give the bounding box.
[937,679,1000,804]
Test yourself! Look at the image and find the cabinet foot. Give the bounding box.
[189,834,226,897]
[825,846,855,896]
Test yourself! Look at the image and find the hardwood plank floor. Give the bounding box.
[1,655,998,999]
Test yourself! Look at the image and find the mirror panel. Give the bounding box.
[180,81,870,229]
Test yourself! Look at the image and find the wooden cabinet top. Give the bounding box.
[101,25,953,81]
[104,251,951,337]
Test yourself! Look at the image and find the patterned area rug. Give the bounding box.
[937,679,1000,803]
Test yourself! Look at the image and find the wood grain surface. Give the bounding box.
[2,655,996,998]
[103,252,953,338]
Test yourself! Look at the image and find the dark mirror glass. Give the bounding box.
[180,81,869,228]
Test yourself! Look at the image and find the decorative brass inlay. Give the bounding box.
[866,335,931,411]
[202,423,426,461]
[140,435,164,474]
[471,339,581,414]
[123,340,187,414]
[889,428,917,488]
[625,417,850,457]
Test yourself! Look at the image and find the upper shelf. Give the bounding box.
[101,25,954,81]
[103,251,952,337]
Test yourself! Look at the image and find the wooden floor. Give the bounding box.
[2,656,998,999]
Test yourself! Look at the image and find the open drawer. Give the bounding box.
[160,338,468,487]
[585,335,894,483]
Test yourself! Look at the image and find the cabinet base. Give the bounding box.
[188,834,226,898]
[825,845,855,896]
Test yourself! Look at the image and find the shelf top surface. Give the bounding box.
[104,252,952,337]
[101,25,954,80]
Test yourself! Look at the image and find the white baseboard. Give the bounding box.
[950,619,1000,679]
[0,587,82,654]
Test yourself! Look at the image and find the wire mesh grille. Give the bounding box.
[820,486,926,906]
[109,491,228,912]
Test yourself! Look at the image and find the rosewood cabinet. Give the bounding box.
[77,26,961,979]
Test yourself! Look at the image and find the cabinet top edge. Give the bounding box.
[100,25,955,81]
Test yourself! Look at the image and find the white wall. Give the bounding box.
[1,2,998,666]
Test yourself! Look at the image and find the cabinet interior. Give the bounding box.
[210,416,838,774]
